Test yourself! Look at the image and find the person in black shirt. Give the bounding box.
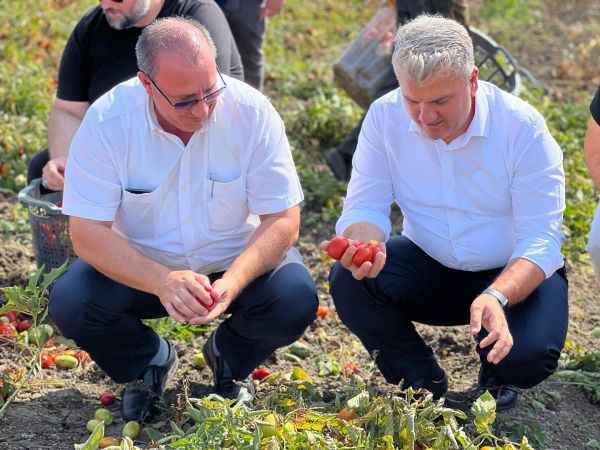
[584,87,600,278]
[216,0,284,90]
[30,0,243,192]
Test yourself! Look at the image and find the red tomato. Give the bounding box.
[0,323,17,339]
[100,391,116,406]
[251,367,271,381]
[16,320,32,332]
[41,353,55,369]
[352,244,374,267]
[75,350,92,365]
[343,362,359,376]
[1,311,17,323]
[316,305,330,319]
[326,236,350,260]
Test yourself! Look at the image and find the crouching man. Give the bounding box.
[50,17,317,422]
[324,15,568,411]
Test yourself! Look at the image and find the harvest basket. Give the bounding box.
[18,178,74,271]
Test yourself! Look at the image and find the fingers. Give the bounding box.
[339,243,358,269]
[184,277,213,311]
[42,160,65,191]
[319,240,330,251]
[470,302,483,336]
[484,329,513,364]
[163,301,189,324]
[367,248,386,278]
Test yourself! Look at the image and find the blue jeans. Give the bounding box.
[329,236,568,389]
[49,248,317,383]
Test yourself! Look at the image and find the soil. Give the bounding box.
[1,1,600,449]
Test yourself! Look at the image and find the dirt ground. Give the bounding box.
[1,1,600,448]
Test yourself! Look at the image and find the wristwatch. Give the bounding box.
[482,287,509,308]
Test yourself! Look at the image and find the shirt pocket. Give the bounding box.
[207,177,249,231]
[115,190,157,240]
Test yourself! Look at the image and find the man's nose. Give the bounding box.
[190,100,210,118]
[419,105,437,124]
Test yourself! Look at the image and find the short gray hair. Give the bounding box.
[392,15,474,83]
[136,17,218,77]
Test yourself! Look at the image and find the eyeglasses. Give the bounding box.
[142,69,227,110]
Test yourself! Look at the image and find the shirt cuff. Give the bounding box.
[335,209,392,240]
[249,192,304,216]
[510,239,564,278]
[62,204,116,222]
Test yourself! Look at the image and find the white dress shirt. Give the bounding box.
[63,75,303,274]
[336,81,565,278]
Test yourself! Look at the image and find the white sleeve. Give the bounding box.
[246,102,304,215]
[62,111,122,221]
[335,104,394,239]
[509,117,565,278]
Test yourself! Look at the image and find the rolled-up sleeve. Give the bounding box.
[336,104,394,239]
[509,121,565,278]
[246,103,303,215]
[63,113,122,221]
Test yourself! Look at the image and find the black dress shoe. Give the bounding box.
[121,340,179,422]
[202,333,249,400]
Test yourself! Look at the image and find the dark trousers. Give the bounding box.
[49,248,318,383]
[218,0,265,90]
[329,236,569,390]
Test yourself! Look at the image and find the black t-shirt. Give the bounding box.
[57,0,243,103]
[591,87,600,126]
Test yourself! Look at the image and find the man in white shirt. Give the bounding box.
[49,17,317,422]
[324,15,568,411]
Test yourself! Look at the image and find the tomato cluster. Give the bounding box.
[325,236,381,266]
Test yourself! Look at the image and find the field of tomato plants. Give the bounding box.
[1,0,599,449]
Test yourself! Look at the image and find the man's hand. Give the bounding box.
[189,276,241,325]
[260,0,284,19]
[156,270,216,323]
[42,156,67,191]
[319,239,386,280]
[470,294,514,364]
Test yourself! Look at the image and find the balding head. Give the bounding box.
[136,17,218,77]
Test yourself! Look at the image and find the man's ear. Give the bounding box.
[138,71,152,96]
[470,66,479,95]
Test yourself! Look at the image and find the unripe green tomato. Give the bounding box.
[95,408,113,425]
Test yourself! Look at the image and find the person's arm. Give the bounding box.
[48,98,89,160]
[326,103,393,279]
[70,217,215,324]
[471,115,565,365]
[260,0,284,18]
[42,99,89,191]
[584,117,600,188]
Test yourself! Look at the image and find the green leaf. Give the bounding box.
[471,390,497,433]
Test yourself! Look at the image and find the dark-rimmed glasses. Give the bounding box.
[142,68,227,110]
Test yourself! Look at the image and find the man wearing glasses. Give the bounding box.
[49,18,317,423]
[30,0,243,192]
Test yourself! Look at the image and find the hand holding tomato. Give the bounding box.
[188,276,238,326]
[157,270,216,324]
[320,236,386,280]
